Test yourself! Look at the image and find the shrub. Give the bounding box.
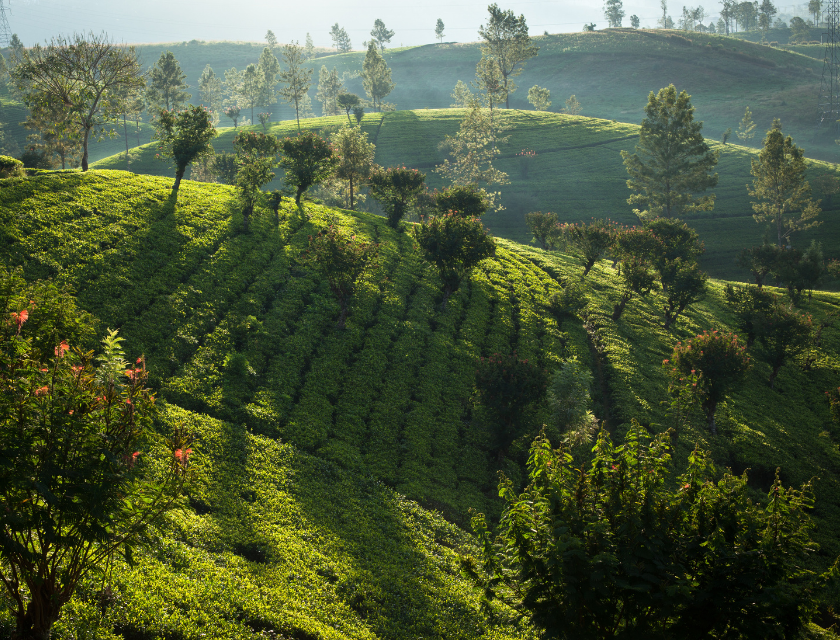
[548,278,588,321]
[665,330,751,435]
[0,154,25,178]
[368,166,426,228]
[524,211,559,250]
[279,131,338,205]
[434,184,489,218]
[547,358,597,447]
[559,218,616,275]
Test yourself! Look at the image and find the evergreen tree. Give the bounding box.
[478,3,539,109]
[621,84,719,219]
[265,30,278,49]
[316,66,343,116]
[304,33,315,60]
[239,63,263,125]
[371,19,395,50]
[257,46,281,116]
[749,119,821,247]
[198,64,223,122]
[436,18,446,43]
[332,125,376,209]
[604,0,625,27]
[361,42,395,112]
[279,42,313,131]
[330,23,352,53]
[147,51,191,113]
[737,106,756,142]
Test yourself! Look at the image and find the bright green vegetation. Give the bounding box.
[0,169,839,637]
[93,108,840,282]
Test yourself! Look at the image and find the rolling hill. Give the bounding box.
[0,169,838,637]
[92,108,840,284]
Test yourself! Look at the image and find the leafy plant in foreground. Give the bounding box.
[665,330,751,435]
[466,423,830,640]
[299,224,380,328]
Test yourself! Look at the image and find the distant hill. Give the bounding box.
[92,108,840,283]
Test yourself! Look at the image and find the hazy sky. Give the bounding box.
[5,0,809,48]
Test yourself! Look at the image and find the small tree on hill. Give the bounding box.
[239,63,263,125]
[630,14,641,28]
[478,4,539,109]
[234,131,280,228]
[147,51,191,114]
[755,300,813,389]
[738,243,781,288]
[525,211,559,250]
[279,42,313,132]
[198,64,223,119]
[435,184,490,217]
[304,33,315,60]
[371,19,395,50]
[368,166,426,227]
[527,85,551,111]
[749,119,821,248]
[466,424,826,640]
[737,106,757,142]
[279,131,338,206]
[361,42,395,112]
[317,66,344,116]
[604,0,625,27]
[414,213,496,308]
[154,104,217,194]
[621,85,719,220]
[330,23,353,53]
[257,46,281,117]
[332,125,376,210]
[436,18,446,43]
[337,92,361,124]
[299,225,380,328]
[724,284,776,347]
[662,258,707,329]
[564,94,582,115]
[0,269,191,640]
[559,218,617,276]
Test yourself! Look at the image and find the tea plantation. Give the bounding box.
[1,170,839,638]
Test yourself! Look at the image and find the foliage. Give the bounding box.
[371,19,395,50]
[611,254,657,321]
[435,184,489,218]
[299,224,380,328]
[368,166,426,228]
[547,357,597,446]
[474,352,548,458]
[11,31,144,171]
[233,131,281,227]
[337,91,361,124]
[332,125,376,210]
[559,218,616,276]
[317,66,343,117]
[257,46,281,113]
[361,42,395,112]
[436,18,446,43]
[413,213,496,307]
[0,272,189,640]
[755,299,814,389]
[662,258,708,329]
[641,217,704,288]
[738,242,782,288]
[147,51,191,113]
[604,0,626,27]
[467,424,828,640]
[279,42,313,131]
[22,96,83,170]
[749,119,821,248]
[524,210,559,250]
[211,151,238,185]
[330,23,353,54]
[665,330,750,434]
[0,154,24,178]
[737,106,757,142]
[724,283,776,348]
[278,131,338,205]
[549,278,589,322]
[564,94,582,115]
[153,105,217,194]
[621,84,719,219]
[478,3,539,109]
[526,85,551,111]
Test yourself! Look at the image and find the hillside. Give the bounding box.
[3,27,837,165]
[92,109,840,283]
[0,169,839,637]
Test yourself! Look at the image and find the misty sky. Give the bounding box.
[5,0,810,48]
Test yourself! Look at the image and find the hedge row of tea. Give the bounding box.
[0,170,839,637]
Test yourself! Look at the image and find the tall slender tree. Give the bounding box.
[257,46,281,119]
[332,125,376,209]
[330,24,352,53]
[316,66,343,116]
[478,4,539,109]
[279,42,313,131]
[436,18,446,43]
[147,51,190,113]
[604,0,625,27]
[371,19,395,50]
[198,64,223,122]
[361,42,395,112]
[239,63,263,125]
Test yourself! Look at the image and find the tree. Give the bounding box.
[332,125,375,210]
[583,23,597,31]
[564,94,582,115]
[278,42,313,132]
[662,258,707,329]
[749,120,821,248]
[257,46,281,117]
[330,23,352,54]
[548,358,598,447]
[239,63,263,126]
[198,64,223,118]
[478,3,539,109]
[621,85,719,220]
[451,80,474,108]
[299,224,380,328]
[810,0,822,25]
[154,104,216,194]
[11,32,144,172]
[413,213,496,308]
[473,54,507,113]
[147,51,191,113]
[524,211,559,250]
[527,85,551,111]
[22,99,83,170]
[759,0,777,34]
[604,0,625,27]
[466,423,827,640]
[435,184,490,218]
[211,151,238,185]
[371,19,395,50]
[279,131,338,205]
[223,66,243,121]
[738,243,781,288]
[361,42,395,112]
[337,92,361,124]
[630,14,641,28]
[0,268,190,640]
[265,29,278,49]
[735,107,757,145]
[316,66,343,116]
[435,18,446,43]
[611,229,659,320]
[756,300,813,388]
[721,127,732,145]
[233,131,280,229]
[559,219,616,276]
[368,166,426,228]
[790,16,811,43]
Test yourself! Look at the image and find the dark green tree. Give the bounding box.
[330,23,352,53]
[147,51,191,113]
[621,85,719,219]
[332,124,376,210]
[368,166,426,227]
[478,3,539,109]
[738,243,781,288]
[662,258,707,329]
[414,213,496,308]
[436,18,446,43]
[154,105,217,194]
[279,42,313,132]
[756,300,813,389]
[239,63,263,126]
[467,424,828,640]
[337,92,361,124]
[361,42,395,112]
[370,19,395,50]
[435,184,489,217]
[233,131,281,228]
[604,0,625,26]
[524,210,559,250]
[279,131,338,205]
[559,218,617,276]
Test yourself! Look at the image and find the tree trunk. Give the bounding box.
[769,363,782,389]
[295,101,301,132]
[13,583,62,640]
[295,186,305,206]
[123,113,130,171]
[611,295,630,321]
[81,126,92,172]
[349,176,355,210]
[583,259,595,276]
[173,166,185,193]
[135,117,141,147]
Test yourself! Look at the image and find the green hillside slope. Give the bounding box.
[0,170,838,637]
[92,109,840,282]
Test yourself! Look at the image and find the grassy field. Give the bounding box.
[0,169,839,637]
[92,108,840,283]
